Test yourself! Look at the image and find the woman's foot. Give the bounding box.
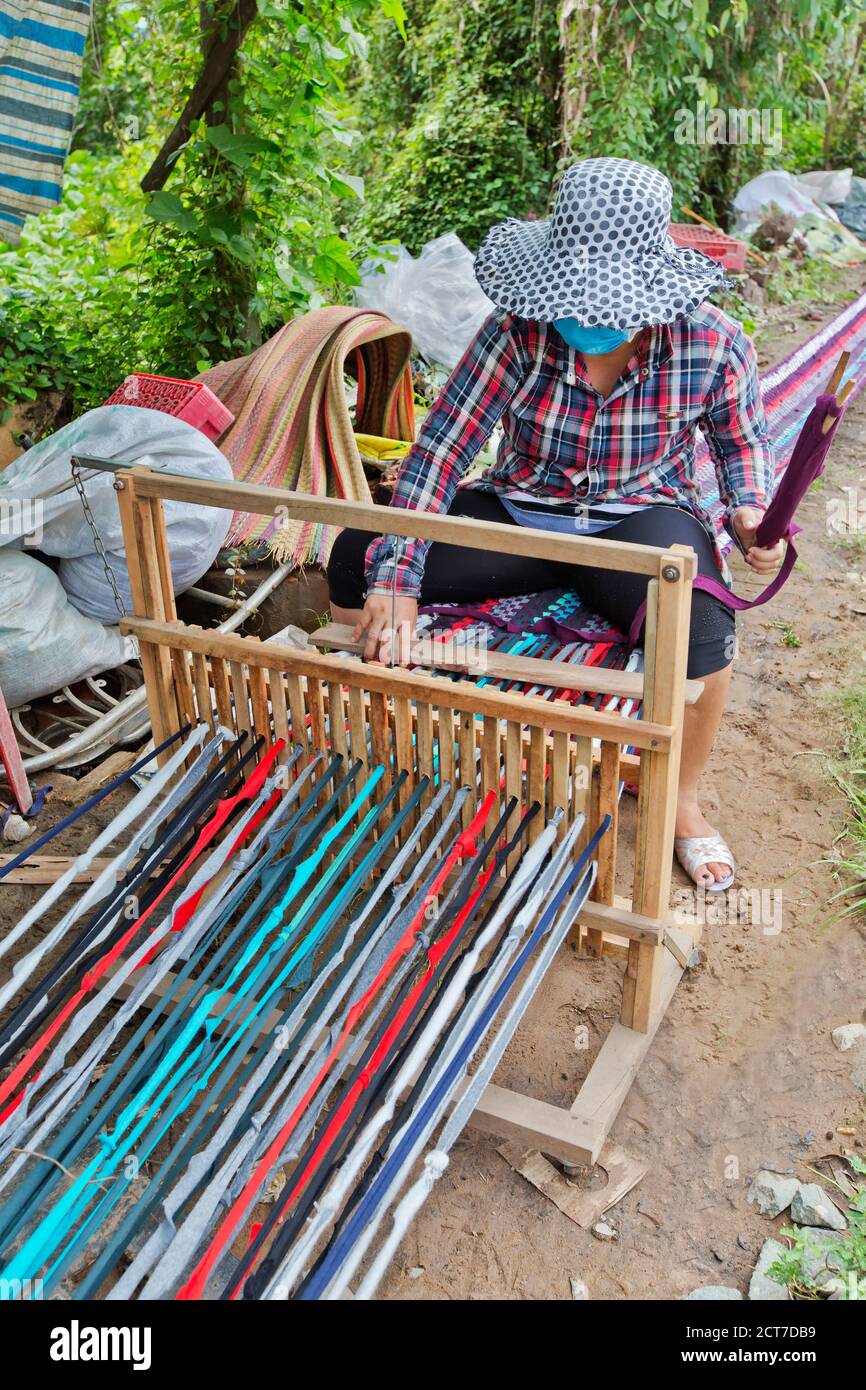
[674,799,734,888]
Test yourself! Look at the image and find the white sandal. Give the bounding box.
[674,833,736,893]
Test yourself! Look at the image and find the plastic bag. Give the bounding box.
[0,550,132,707]
[839,176,866,242]
[794,168,852,207]
[0,405,234,623]
[732,169,841,235]
[355,232,494,371]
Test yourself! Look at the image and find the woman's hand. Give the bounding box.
[353,593,418,663]
[731,506,785,575]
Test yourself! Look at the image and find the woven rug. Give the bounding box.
[199,306,414,562]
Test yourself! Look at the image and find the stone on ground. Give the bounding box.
[831,1023,866,1052]
[748,1239,791,1301]
[684,1285,743,1300]
[790,1183,848,1231]
[746,1170,799,1218]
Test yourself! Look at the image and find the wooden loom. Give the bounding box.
[114,464,702,1170]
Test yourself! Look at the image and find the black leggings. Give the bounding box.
[327,491,734,679]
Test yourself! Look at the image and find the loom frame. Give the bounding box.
[115,464,702,1169]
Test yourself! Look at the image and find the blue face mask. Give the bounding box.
[553,318,629,354]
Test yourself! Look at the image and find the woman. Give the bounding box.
[328,158,783,891]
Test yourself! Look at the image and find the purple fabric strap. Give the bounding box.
[625,526,801,647]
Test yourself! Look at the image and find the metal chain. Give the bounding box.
[70,458,128,619]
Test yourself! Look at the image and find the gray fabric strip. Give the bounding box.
[354,860,599,1300]
[260,816,564,1298]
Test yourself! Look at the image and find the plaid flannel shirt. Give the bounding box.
[365,303,774,596]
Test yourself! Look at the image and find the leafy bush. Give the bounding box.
[356,75,550,254]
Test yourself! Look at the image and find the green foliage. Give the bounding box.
[352,0,559,252]
[770,1158,866,1298]
[0,0,406,419]
[355,74,550,253]
[2,0,866,421]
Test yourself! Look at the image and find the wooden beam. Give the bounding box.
[119,616,675,750]
[0,855,120,885]
[311,623,705,705]
[622,548,692,1031]
[123,470,698,581]
[465,1081,602,1166]
[575,898,663,946]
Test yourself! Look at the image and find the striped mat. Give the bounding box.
[0,0,91,246]
[198,306,415,563]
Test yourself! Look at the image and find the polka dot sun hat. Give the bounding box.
[474,157,730,331]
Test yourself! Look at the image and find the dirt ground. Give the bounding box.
[2,274,865,1300]
[376,272,866,1301]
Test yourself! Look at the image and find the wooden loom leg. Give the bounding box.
[115,475,179,765]
[622,549,692,1032]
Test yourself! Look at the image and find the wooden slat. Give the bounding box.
[392,695,414,836]
[457,710,475,827]
[229,660,251,740]
[0,855,120,886]
[285,671,307,753]
[587,739,620,958]
[466,1083,598,1168]
[368,691,391,826]
[437,707,455,799]
[312,624,705,706]
[147,495,196,752]
[248,660,272,747]
[127,471,697,580]
[191,650,214,735]
[210,656,234,737]
[550,729,568,840]
[576,897,664,946]
[415,700,434,806]
[481,716,500,832]
[307,677,326,755]
[268,669,290,762]
[327,683,350,817]
[121,618,674,750]
[505,720,522,872]
[114,480,177,763]
[567,734,593,949]
[347,685,367,773]
[623,550,692,1032]
[527,725,546,844]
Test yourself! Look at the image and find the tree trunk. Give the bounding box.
[140,0,257,193]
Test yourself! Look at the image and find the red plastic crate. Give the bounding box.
[104,373,234,442]
[668,222,747,272]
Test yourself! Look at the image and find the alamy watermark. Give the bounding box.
[0,497,43,546]
[674,101,783,152]
[673,883,783,935]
